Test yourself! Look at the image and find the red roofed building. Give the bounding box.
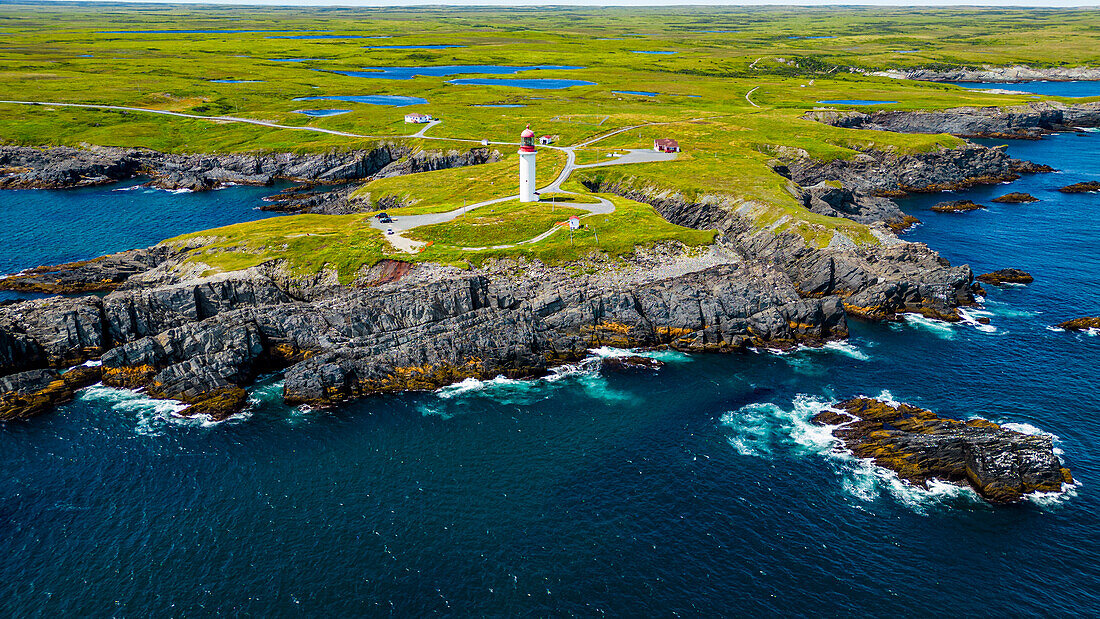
[653,138,680,153]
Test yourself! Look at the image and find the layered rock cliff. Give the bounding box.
[0,246,848,418]
[807,101,1100,139]
[872,65,1100,83]
[0,143,500,195]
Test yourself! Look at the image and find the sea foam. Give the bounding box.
[78,383,249,435]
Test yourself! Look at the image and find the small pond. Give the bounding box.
[268,35,387,39]
[293,95,428,107]
[363,45,465,50]
[946,81,1100,98]
[98,29,321,34]
[613,90,657,96]
[327,65,583,80]
[294,109,352,117]
[817,99,898,105]
[447,78,596,89]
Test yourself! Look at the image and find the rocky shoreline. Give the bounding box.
[872,65,1100,83]
[0,143,500,203]
[0,102,1088,423]
[808,101,1100,140]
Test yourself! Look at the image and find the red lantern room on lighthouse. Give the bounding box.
[518,124,537,202]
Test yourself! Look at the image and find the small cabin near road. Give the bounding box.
[654,138,680,153]
[539,135,554,145]
[404,113,433,124]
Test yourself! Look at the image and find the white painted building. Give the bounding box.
[404,113,433,124]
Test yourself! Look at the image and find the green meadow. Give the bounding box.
[2,4,1096,275]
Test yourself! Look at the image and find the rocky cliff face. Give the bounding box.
[807,101,1100,140]
[580,167,977,324]
[872,65,1100,83]
[0,143,499,195]
[0,247,848,418]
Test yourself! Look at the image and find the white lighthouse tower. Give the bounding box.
[518,124,537,202]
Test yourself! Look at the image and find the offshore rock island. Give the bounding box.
[814,398,1073,504]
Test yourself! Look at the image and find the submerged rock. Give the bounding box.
[1058,181,1100,193]
[813,397,1073,504]
[976,269,1034,285]
[931,200,986,213]
[991,192,1039,203]
[1055,317,1100,331]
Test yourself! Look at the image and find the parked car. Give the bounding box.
[386,228,394,235]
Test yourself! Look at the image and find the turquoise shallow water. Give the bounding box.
[1,131,1099,614]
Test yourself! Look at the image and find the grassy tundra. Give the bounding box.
[1,4,1096,273]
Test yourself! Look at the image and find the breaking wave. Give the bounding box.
[899,313,957,339]
[424,346,674,417]
[77,383,249,436]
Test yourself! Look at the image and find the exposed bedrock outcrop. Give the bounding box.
[0,245,180,294]
[1055,317,1100,332]
[785,144,1051,197]
[873,65,1100,83]
[0,143,500,194]
[992,192,1039,203]
[931,200,986,213]
[1058,180,1100,193]
[977,269,1034,285]
[0,252,849,417]
[581,173,976,323]
[0,365,102,421]
[814,397,1073,504]
[806,101,1100,140]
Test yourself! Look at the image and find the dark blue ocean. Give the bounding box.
[0,180,280,301]
[2,132,1099,615]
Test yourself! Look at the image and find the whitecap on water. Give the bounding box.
[718,394,840,458]
[839,459,983,513]
[821,341,871,361]
[423,349,665,417]
[900,313,957,339]
[587,345,691,363]
[78,383,248,435]
[1025,481,1081,509]
[958,308,997,334]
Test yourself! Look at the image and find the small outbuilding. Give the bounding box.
[404,113,433,124]
[654,138,680,153]
[539,135,554,145]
